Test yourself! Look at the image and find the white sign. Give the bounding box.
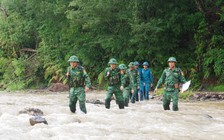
[181,80,191,93]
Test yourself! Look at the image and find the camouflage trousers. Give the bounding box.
[163,89,179,111]
[105,85,124,109]
[69,87,87,113]
[122,87,130,107]
[130,86,137,103]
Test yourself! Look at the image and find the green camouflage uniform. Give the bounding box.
[127,69,140,103]
[155,67,186,111]
[67,66,91,113]
[121,72,131,106]
[104,67,124,109]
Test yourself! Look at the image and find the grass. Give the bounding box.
[206,85,224,92]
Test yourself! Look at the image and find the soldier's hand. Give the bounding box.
[131,89,134,94]
[137,86,140,89]
[120,86,124,91]
[107,71,110,77]
[85,87,89,92]
[154,88,158,94]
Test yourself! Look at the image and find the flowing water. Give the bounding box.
[0,90,223,140]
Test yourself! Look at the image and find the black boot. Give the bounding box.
[118,102,124,109]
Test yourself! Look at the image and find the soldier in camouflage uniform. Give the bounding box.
[104,58,124,109]
[154,57,186,111]
[66,55,91,114]
[127,62,140,103]
[134,61,141,101]
[119,64,131,107]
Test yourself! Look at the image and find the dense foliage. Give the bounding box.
[0,0,223,90]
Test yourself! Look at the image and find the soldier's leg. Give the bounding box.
[135,89,139,101]
[115,87,124,109]
[140,83,144,101]
[143,86,147,100]
[172,90,179,111]
[69,88,78,113]
[131,87,137,103]
[122,88,130,107]
[145,84,150,100]
[77,88,87,114]
[163,91,171,110]
[105,86,114,109]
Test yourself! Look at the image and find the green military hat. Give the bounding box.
[68,55,79,62]
[128,62,135,67]
[108,58,118,64]
[167,57,177,63]
[119,64,127,70]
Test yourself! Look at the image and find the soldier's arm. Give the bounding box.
[155,70,166,89]
[137,70,140,85]
[179,73,187,84]
[83,70,91,88]
[66,66,71,76]
[121,74,126,87]
[104,68,110,79]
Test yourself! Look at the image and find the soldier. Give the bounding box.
[104,58,124,109]
[127,62,140,103]
[66,55,91,114]
[140,62,153,100]
[119,64,130,107]
[154,57,186,111]
[134,61,141,101]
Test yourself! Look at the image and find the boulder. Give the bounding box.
[19,108,44,116]
[30,116,48,126]
[86,99,105,105]
[48,83,69,92]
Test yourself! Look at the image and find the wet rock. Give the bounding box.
[200,96,206,101]
[210,98,218,101]
[72,118,81,123]
[149,95,154,99]
[190,93,224,101]
[205,94,211,99]
[29,116,48,126]
[153,95,163,101]
[19,108,44,116]
[48,83,69,92]
[218,94,224,100]
[204,114,213,119]
[86,99,105,105]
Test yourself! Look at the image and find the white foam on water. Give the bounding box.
[0,91,224,140]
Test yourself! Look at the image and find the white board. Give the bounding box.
[181,80,191,93]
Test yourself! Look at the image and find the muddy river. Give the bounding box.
[0,90,223,140]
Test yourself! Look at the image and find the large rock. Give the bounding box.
[29,116,48,126]
[190,92,224,101]
[86,99,105,105]
[19,108,44,116]
[48,83,69,92]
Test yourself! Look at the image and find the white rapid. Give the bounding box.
[0,90,223,140]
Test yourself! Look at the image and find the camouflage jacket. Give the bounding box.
[156,67,186,91]
[127,69,140,87]
[67,66,91,88]
[121,73,131,88]
[104,67,121,86]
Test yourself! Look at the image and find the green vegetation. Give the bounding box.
[0,0,224,90]
[207,85,224,92]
